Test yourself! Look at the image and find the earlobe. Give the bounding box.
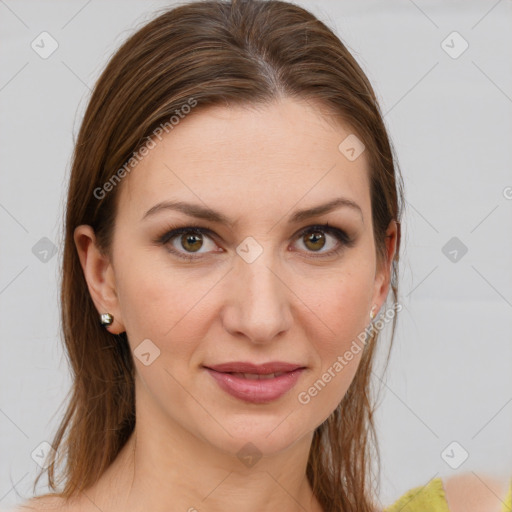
[73,225,125,334]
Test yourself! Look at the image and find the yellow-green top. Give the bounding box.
[383,476,512,512]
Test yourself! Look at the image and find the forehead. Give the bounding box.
[119,97,371,224]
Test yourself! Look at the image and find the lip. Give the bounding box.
[205,361,304,374]
[204,361,306,404]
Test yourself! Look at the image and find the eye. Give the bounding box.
[155,223,354,261]
[156,225,220,261]
[293,223,354,258]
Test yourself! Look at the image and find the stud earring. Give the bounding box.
[370,305,377,321]
[100,313,114,327]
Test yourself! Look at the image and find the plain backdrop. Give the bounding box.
[1,0,511,509]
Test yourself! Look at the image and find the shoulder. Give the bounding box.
[8,495,75,512]
[384,476,449,512]
[384,473,512,512]
[442,471,512,512]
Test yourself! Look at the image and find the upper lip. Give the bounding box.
[204,361,305,374]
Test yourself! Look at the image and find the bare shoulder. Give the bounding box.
[442,471,511,512]
[10,495,77,511]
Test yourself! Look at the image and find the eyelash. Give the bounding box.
[154,223,355,261]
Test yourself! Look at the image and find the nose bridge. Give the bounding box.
[223,236,291,343]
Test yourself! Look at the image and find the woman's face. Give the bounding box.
[78,97,396,459]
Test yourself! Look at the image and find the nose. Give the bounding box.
[220,246,293,345]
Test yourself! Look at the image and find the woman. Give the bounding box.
[14,1,511,511]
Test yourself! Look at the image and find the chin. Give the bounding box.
[194,409,315,460]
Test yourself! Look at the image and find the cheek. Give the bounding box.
[303,263,374,358]
[114,252,215,359]
[295,267,373,419]
[116,263,167,337]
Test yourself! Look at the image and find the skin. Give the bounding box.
[32,97,399,512]
[443,472,512,512]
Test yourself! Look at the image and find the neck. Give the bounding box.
[82,411,322,512]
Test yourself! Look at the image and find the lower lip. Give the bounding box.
[205,368,305,404]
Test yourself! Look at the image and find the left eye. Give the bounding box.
[157,223,353,260]
[295,225,348,255]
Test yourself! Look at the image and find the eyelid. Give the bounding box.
[291,223,355,258]
[155,222,354,260]
[157,225,221,259]
[157,225,218,246]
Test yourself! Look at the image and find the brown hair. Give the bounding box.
[32,1,404,511]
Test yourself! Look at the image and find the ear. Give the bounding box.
[73,225,126,334]
[370,219,400,317]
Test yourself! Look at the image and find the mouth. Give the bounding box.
[222,371,289,380]
[203,361,306,404]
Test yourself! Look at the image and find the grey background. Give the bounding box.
[1,0,511,509]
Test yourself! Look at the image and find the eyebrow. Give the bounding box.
[141,197,363,226]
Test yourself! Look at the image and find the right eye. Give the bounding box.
[157,225,222,260]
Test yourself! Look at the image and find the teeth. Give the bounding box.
[232,372,284,380]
